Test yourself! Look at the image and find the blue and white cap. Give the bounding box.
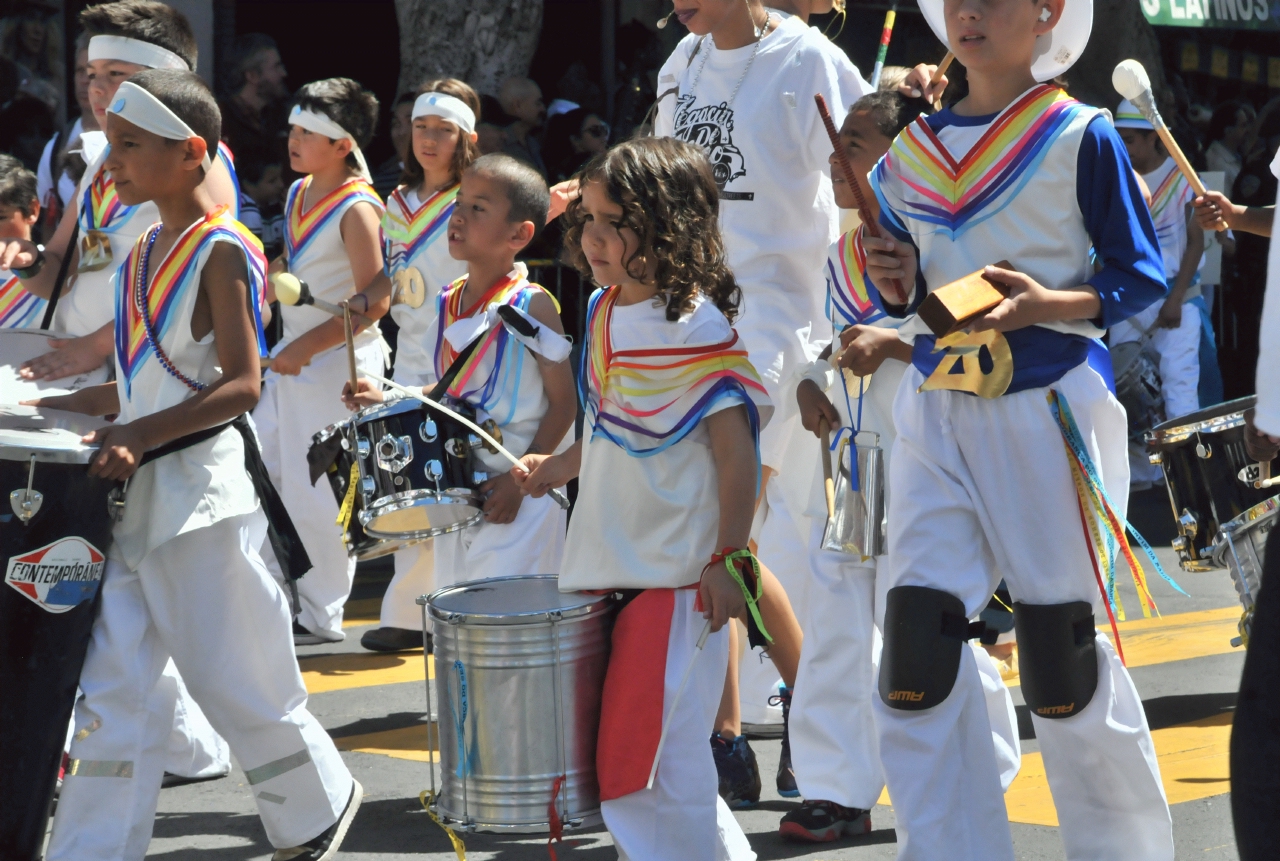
[1113,98,1154,130]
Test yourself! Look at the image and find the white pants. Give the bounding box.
[1111,301,1201,419]
[873,363,1172,861]
[256,343,385,638]
[601,591,756,861]
[48,512,353,858]
[379,539,436,630]
[433,493,565,590]
[790,522,1021,809]
[160,660,230,779]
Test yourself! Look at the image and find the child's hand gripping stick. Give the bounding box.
[813,94,907,306]
[270,272,346,317]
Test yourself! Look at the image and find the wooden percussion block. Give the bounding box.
[917,261,1014,338]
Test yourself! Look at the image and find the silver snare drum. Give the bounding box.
[420,576,616,833]
[1210,495,1278,646]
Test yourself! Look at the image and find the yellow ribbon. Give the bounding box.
[335,461,360,543]
[419,791,467,860]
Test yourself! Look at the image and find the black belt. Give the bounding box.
[141,415,312,584]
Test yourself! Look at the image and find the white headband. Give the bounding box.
[107,81,212,170]
[289,105,372,182]
[412,92,476,136]
[88,35,190,71]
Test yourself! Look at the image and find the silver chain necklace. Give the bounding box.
[686,8,772,112]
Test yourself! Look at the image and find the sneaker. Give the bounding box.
[779,800,871,842]
[293,621,343,647]
[162,769,229,788]
[769,687,798,797]
[360,627,430,653]
[710,733,761,809]
[271,779,363,861]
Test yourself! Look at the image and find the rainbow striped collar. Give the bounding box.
[383,185,458,268]
[284,175,382,264]
[1145,160,1190,224]
[874,85,1088,238]
[826,226,885,328]
[80,160,136,233]
[0,274,46,328]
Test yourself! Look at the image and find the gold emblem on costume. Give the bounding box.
[479,418,503,454]
[78,229,113,273]
[919,329,1013,399]
[392,266,426,308]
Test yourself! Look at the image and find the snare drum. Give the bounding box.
[421,576,616,833]
[1147,396,1276,571]
[0,328,110,404]
[0,406,119,859]
[353,398,483,540]
[1210,495,1278,645]
[1111,340,1164,442]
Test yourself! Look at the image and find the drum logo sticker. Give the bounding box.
[5,537,105,613]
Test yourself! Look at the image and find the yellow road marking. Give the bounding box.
[301,651,431,694]
[336,724,439,762]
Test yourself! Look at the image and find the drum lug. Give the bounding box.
[9,455,43,524]
[376,434,414,473]
[425,459,444,482]
[446,438,471,459]
[1178,509,1198,539]
[107,479,129,522]
[1196,442,1211,459]
[1148,451,1163,465]
[360,475,376,498]
[1171,535,1190,557]
[356,438,370,459]
[419,419,438,443]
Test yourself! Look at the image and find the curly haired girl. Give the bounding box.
[514,135,770,861]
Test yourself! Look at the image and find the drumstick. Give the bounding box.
[365,371,572,511]
[929,52,954,113]
[343,303,359,397]
[814,94,906,306]
[819,417,835,520]
[647,619,712,790]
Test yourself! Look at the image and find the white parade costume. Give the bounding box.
[869,82,1174,861]
[426,266,567,601]
[375,183,466,631]
[562,287,772,860]
[0,268,48,328]
[654,6,872,731]
[49,208,353,858]
[256,175,388,639]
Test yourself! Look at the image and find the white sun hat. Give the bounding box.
[916,0,1093,83]
[1112,98,1154,130]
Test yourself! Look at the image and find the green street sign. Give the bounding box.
[1141,0,1280,29]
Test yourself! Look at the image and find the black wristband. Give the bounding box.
[13,248,46,280]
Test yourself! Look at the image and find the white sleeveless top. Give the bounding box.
[110,209,267,568]
[383,184,466,384]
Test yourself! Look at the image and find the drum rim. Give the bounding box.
[360,490,481,540]
[0,406,103,464]
[350,534,425,561]
[1212,495,1280,565]
[425,574,615,625]
[1146,395,1257,446]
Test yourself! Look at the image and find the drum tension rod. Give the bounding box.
[10,455,43,523]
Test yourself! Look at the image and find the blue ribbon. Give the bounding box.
[448,660,471,778]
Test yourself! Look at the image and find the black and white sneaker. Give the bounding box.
[293,621,342,647]
[271,779,363,861]
[779,799,871,842]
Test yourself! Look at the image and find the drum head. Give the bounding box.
[360,492,480,540]
[428,575,611,625]
[1149,395,1257,446]
[0,405,102,463]
[0,328,111,404]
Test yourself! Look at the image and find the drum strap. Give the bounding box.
[39,221,79,330]
[141,415,313,583]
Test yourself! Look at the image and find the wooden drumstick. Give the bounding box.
[929,52,954,113]
[343,302,359,397]
[819,417,835,520]
[814,94,907,306]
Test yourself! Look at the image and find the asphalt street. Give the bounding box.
[136,488,1247,860]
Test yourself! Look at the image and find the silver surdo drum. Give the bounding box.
[420,576,616,833]
[1210,495,1278,646]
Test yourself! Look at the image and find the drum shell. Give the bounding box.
[428,577,615,832]
[354,400,482,539]
[1212,496,1277,613]
[1111,341,1164,443]
[0,459,116,860]
[311,422,418,561]
[1148,396,1274,570]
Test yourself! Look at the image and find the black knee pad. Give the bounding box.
[1013,601,1099,719]
[879,586,974,710]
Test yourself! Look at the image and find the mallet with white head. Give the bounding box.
[1113,59,1226,231]
[270,272,345,317]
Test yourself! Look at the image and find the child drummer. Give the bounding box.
[862,0,1173,858]
[31,70,359,861]
[515,137,763,861]
[0,155,49,327]
[343,154,575,598]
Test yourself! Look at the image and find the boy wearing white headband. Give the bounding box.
[346,79,481,653]
[862,0,1175,858]
[38,69,360,861]
[257,76,388,645]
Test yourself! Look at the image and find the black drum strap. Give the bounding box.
[39,221,79,331]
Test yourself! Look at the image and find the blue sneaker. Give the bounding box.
[711,733,761,809]
[769,687,799,797]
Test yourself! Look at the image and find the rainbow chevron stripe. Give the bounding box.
[432,272,557,419]
[874,85,1087,239]
[826,226,885,328]
[80,162,135,233]
[114,207,268,397]
[284,176,382,265]
[0,275,46,328]
[580,286,770,458]
[382,185,458,271]
[1147,164,1193,246]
